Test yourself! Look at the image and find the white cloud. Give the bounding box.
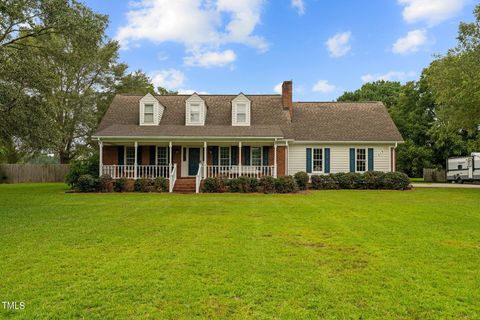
[392,29,427,54]
[398,0,468,26]
[116,0,267,51]
[178,89,209,94]
[273,83,283,94]
[361,71,417,83]
[184,49,236,67]
[312,80,337,93]
[150,69,185,89]
[326,31,352,58]
[292,0,305,15]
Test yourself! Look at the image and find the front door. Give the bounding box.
[188,148,201,176]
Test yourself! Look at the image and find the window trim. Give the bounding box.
[143,103,154,124]
[189,103,201,124]
[125,146,136,166]
[236,103,247,123]
[311,147,324,173]
[250,146,262,166]
[356,148,367,173]
[219,146,231,166]
[232,94,251,126]
[156,146,168,166]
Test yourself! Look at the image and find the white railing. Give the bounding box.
[195,163,203,194]
[169,164,177,193]
[102,165,170,179]
[204,165,275,179]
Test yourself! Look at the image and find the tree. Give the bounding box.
[423,4,480,134]
[157,87,178,95]
[337,81,403,108]
[115,70,155,95]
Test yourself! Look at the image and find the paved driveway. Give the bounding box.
[412,183,480,189]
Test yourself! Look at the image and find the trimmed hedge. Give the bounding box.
[311,174,339,190]
[154,177,169,192]
[294,171,309,190]
[76,174,100,192]
[203,177,226,193]
[114,178,127,192]
[259,176,275,194]
[310,172,410,191]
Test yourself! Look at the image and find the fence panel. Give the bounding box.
[0,164,70,183]
[423,168,446,182]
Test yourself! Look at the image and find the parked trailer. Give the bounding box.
[446,153,480,183]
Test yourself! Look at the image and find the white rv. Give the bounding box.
[447,153,480,183]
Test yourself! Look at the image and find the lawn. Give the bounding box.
[0,184,479,319]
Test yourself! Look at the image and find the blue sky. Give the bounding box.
[84,0,476,100]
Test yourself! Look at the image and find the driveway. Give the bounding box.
[412,183,480,189]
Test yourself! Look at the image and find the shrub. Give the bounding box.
[294,171,309,190]
[76,174,100,192]
[259,176,275,194]
[203,177,225,193]
[382,172,410,190]
[237,176,259,193]
[154,177,169,192]
[114,178,126,192]
[274,176,298,193]
[98,174,113,192]
[311,174,339,190]
[227,178,241,193]
[331,172,358,189]
[134,178,153,192]
[363,171,386,190]
[65,153,99,188]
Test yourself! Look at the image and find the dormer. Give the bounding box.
[139,93,163,126]
[186,93,206,126]
[232,93,251,126]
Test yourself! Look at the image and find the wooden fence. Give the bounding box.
[0,164,70,183]
[423,168,446,182]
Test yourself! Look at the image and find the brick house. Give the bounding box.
[93,81,403,192]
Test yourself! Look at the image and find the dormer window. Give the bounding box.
[232,94,251,126]
[143,104,154,123]
[139,93,164,126]
[186,94,206,126]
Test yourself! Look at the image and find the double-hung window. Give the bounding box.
[220,147,230,166]
[313,148,323,172]
[125,147,135,165]
[143,104,154,123]
[236,103,247,123]
[190,103,200,123]
[157,147,168,165]
[251,147,262,166]
[356,148,366,172]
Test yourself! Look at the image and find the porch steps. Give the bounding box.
[173,178,196,193]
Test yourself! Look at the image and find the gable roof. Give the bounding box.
[94,94,403,142]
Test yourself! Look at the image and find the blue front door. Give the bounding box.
[188,148,201,176]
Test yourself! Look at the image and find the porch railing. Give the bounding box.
[102,165,170,179]
[195,163,203,194]
[169,164,177,193]
[205,165,275,179]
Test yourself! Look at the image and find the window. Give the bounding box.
[236,103,247,123]
[190,103,200,123]
[313,148,323,172]
[157,147,168,165]
[220,147,230,166]
[251,147,261,166]
[144,104,154,123]
[356,148,366,172]
[125,146,135,165]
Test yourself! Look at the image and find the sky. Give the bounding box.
[83,0,477,101]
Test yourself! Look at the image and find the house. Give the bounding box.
[93,81,403,192]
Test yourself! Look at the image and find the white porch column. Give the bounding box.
[274,142,278,178]
[238,141,242,176]
[134,141,138,179]
[203,141,207,177]
[98,140,103,177]
[169,141,173,177]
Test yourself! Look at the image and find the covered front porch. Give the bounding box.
[98,139,286,192]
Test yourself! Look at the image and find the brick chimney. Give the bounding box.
[282,80,293,117]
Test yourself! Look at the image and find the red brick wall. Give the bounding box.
[103,146,118,165]
[277,146,287,176]
[172,146,181,178]
[141,146,150,165]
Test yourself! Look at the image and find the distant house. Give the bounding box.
[93,81,403,192]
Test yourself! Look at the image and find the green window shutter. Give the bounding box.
[306,148,312,173]
[243,146,251,165]
[262,146,269,166]
[349,148,355,172]
[118,146,124,165]
[231,146,238,165]
[149,146,156,165]
[212,146,219,165]
[368,148,374,171]
[325,148,330,173]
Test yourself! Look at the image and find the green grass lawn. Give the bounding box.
[1,184,479,319]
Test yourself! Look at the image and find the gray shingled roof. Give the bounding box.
[94,94,403,142]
